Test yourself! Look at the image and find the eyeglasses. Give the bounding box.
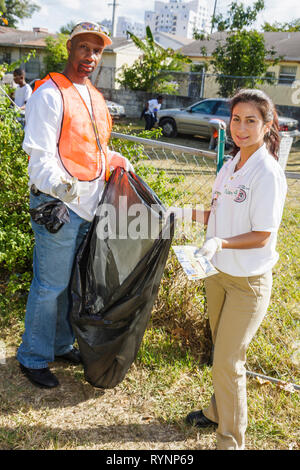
[71,22,110,37]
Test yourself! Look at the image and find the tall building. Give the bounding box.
[101,19,113,32]
[145,0,210,38]
[117,16,145,38]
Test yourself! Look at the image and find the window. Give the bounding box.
[191,100,218,114]
[265,71,276,84]
[0,51,11,64]
[25,58,41,78]
[279,65,297,85]
[215,101,230,117]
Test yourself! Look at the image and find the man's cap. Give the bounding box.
[70,21,112,47]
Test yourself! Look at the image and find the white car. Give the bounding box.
[106,100,126,119]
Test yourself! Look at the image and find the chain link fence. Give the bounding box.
[158,70,299,106]
[110,131,300,388]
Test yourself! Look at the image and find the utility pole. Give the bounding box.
[108,0,119,37]
[211,0,218,34]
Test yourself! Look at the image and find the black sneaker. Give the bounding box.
[19,363,59,388]
[186,410,217,428]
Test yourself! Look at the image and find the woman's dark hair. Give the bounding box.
[229,89,280,160]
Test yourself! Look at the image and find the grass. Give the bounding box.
[0,317,299,450]
[0,120,299,450]
[0,232,299,450]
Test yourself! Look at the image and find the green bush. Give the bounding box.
[0,98,33,301]
[0,111,187,323]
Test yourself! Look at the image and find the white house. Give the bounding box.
[153,31,194,50]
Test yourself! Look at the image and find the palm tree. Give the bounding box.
[118,26,191,93]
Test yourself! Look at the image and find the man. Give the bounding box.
[13,68,32,110]
[143,95,163,130]
[17,21,133,389]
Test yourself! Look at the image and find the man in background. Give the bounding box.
[143,95,163,130]
[13,68,32,110]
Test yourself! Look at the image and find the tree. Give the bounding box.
[209,1,281,97]
[59,21,76,35]
[117,26,191,94]
[263,19,300,32]
[0,0,40,28]
[212,0,265,31]
[43,34,68,75]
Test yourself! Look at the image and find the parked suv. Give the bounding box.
[157,98,300,142]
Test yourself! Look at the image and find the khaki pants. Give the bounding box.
[203,270,273,450]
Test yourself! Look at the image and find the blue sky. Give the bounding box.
[17,0,300,34]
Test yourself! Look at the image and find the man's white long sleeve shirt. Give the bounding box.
[24,80,116,222]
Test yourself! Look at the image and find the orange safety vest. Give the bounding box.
[33,73,111,182]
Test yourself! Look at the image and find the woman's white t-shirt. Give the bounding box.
[206,144,287,277]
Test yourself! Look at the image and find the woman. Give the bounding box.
[170,89,287,450]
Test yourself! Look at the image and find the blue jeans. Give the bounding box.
[17,192,91,369]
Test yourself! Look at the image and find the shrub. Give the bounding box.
[0,96,33,293]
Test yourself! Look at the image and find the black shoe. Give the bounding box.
[19,363,59,388]
[55,347,82,365]
[186,410,217,428]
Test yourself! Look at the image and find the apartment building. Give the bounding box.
[116,16,145,38]
[145,0,210,38]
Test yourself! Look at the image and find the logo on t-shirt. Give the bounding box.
[234,188,247,203]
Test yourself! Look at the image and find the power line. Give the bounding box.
[108,0,120,37]
[211,0,218,33]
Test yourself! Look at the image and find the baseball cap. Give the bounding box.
[70,21,112,47]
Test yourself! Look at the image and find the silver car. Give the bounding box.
[157,98,300,141]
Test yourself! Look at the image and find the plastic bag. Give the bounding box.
[70,168,174,388]
[29,200,70,233]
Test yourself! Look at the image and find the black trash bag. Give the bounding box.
[29,200,70,233]
[70,167,174,389]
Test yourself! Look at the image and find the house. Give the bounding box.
[178,31,300,107]
[0,26,142,89]
[153,31,194,50]
[91,38,142,90]
[0,26,55,82]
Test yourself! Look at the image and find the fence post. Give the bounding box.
[217,127,226,173]
[217,123,226,173]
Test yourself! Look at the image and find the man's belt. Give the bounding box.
[30,184,42,196]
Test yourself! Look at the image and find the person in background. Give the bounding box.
[13,68,32,110]
[17,21,133,390]
[169,89,287,450]
[143,95,163,130]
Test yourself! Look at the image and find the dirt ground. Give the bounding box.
[0,323,217,451]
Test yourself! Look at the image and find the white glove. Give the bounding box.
[52,177,79,203]
[165,206,193,221]
[126,160,135,173]
[196,237,223,260]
